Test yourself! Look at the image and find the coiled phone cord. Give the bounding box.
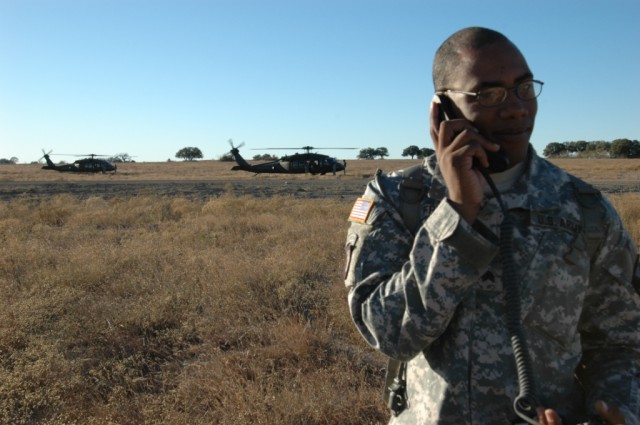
[479,167,542,425]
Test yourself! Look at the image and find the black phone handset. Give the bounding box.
[435,94,510,173]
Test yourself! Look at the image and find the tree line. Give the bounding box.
[542,138,639,158]
[356,146,435,160]
[356,139,638,160]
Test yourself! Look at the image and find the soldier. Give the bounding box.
[344,27,640,425]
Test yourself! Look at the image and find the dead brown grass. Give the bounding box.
[608,193,640,243]
[549,158,640,180]
[0,194,388,424]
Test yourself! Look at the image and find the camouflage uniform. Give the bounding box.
[344,148,640,424]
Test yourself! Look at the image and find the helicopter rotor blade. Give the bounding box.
[54,153,111,159]
[251,147,311,150]
[251,147,357,150]
[228,140,245,150]
[252,146,358,155]
[39,149,53,161]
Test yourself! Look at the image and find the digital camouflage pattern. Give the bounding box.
[344,148,640,424]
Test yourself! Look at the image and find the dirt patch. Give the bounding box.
[0,179,371,202]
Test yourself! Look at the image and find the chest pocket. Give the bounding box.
[520,214,589,350]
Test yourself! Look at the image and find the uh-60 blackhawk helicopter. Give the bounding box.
[40,150,118,173]
[228,142,355,175]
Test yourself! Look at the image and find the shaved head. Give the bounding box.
[433,27,519,90]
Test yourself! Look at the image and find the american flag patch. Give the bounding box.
[349,198,374,223]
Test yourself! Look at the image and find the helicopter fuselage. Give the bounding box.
[230,149,345,175]
[42,154,117,173]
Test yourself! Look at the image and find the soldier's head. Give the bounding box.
[433,27,515,91]
[432,27,541,163]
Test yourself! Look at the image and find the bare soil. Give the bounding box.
[0,178,373,201]
[0,158,638,202]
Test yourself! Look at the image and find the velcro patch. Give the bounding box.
[349,198,374,223]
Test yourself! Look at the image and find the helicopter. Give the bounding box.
[40,151,118,173]
[228,142,354,175]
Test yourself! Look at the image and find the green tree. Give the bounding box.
[630,140,640,158]
[584,141,611,157]
[419,148,435,158]
[252,154,278,161]
[175,147,203,161]
[218,153,235,161]
[610,139,632,158]
[542,142,566,157]
[357,148,377,160]
[108,153,134,163]
[610,139,640,158]
[591,141,611,154]
[374,147,389,159]
[574,141,588,154]
[564,141,578,155]
[402,145,421,159]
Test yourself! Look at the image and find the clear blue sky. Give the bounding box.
[1,0,639,164]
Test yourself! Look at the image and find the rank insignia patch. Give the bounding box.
[349,198,374,223]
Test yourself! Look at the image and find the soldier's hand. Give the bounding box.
[535,401,626,425]
[537,407,563,425]
[594,400,626,424]
[429,99,499,224]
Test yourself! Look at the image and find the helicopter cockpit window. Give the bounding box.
[290,161,306,171]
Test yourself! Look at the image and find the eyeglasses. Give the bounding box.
[437,80,544,107]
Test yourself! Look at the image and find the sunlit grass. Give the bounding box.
[608,193,640,243]
[0,195,387,424]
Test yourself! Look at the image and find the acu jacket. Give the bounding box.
[344,148,640,424]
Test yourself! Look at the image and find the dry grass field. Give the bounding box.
[0,158,638,424]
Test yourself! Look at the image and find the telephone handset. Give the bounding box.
[435,94,510,173]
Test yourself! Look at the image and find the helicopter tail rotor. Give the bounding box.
[228,140,246,152]
[39,149,53,161]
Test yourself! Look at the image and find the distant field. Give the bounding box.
[1,157,639,184]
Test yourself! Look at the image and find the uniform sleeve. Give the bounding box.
[577,198,640,423]
[344,184,499,361]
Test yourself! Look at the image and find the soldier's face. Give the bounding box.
[448,41,537,164]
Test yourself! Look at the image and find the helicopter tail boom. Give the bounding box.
[42,154,57,169]
[230,148,255,172]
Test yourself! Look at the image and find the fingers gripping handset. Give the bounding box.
[435,94,510,173]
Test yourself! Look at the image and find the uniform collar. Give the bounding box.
[425,146,573,213]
